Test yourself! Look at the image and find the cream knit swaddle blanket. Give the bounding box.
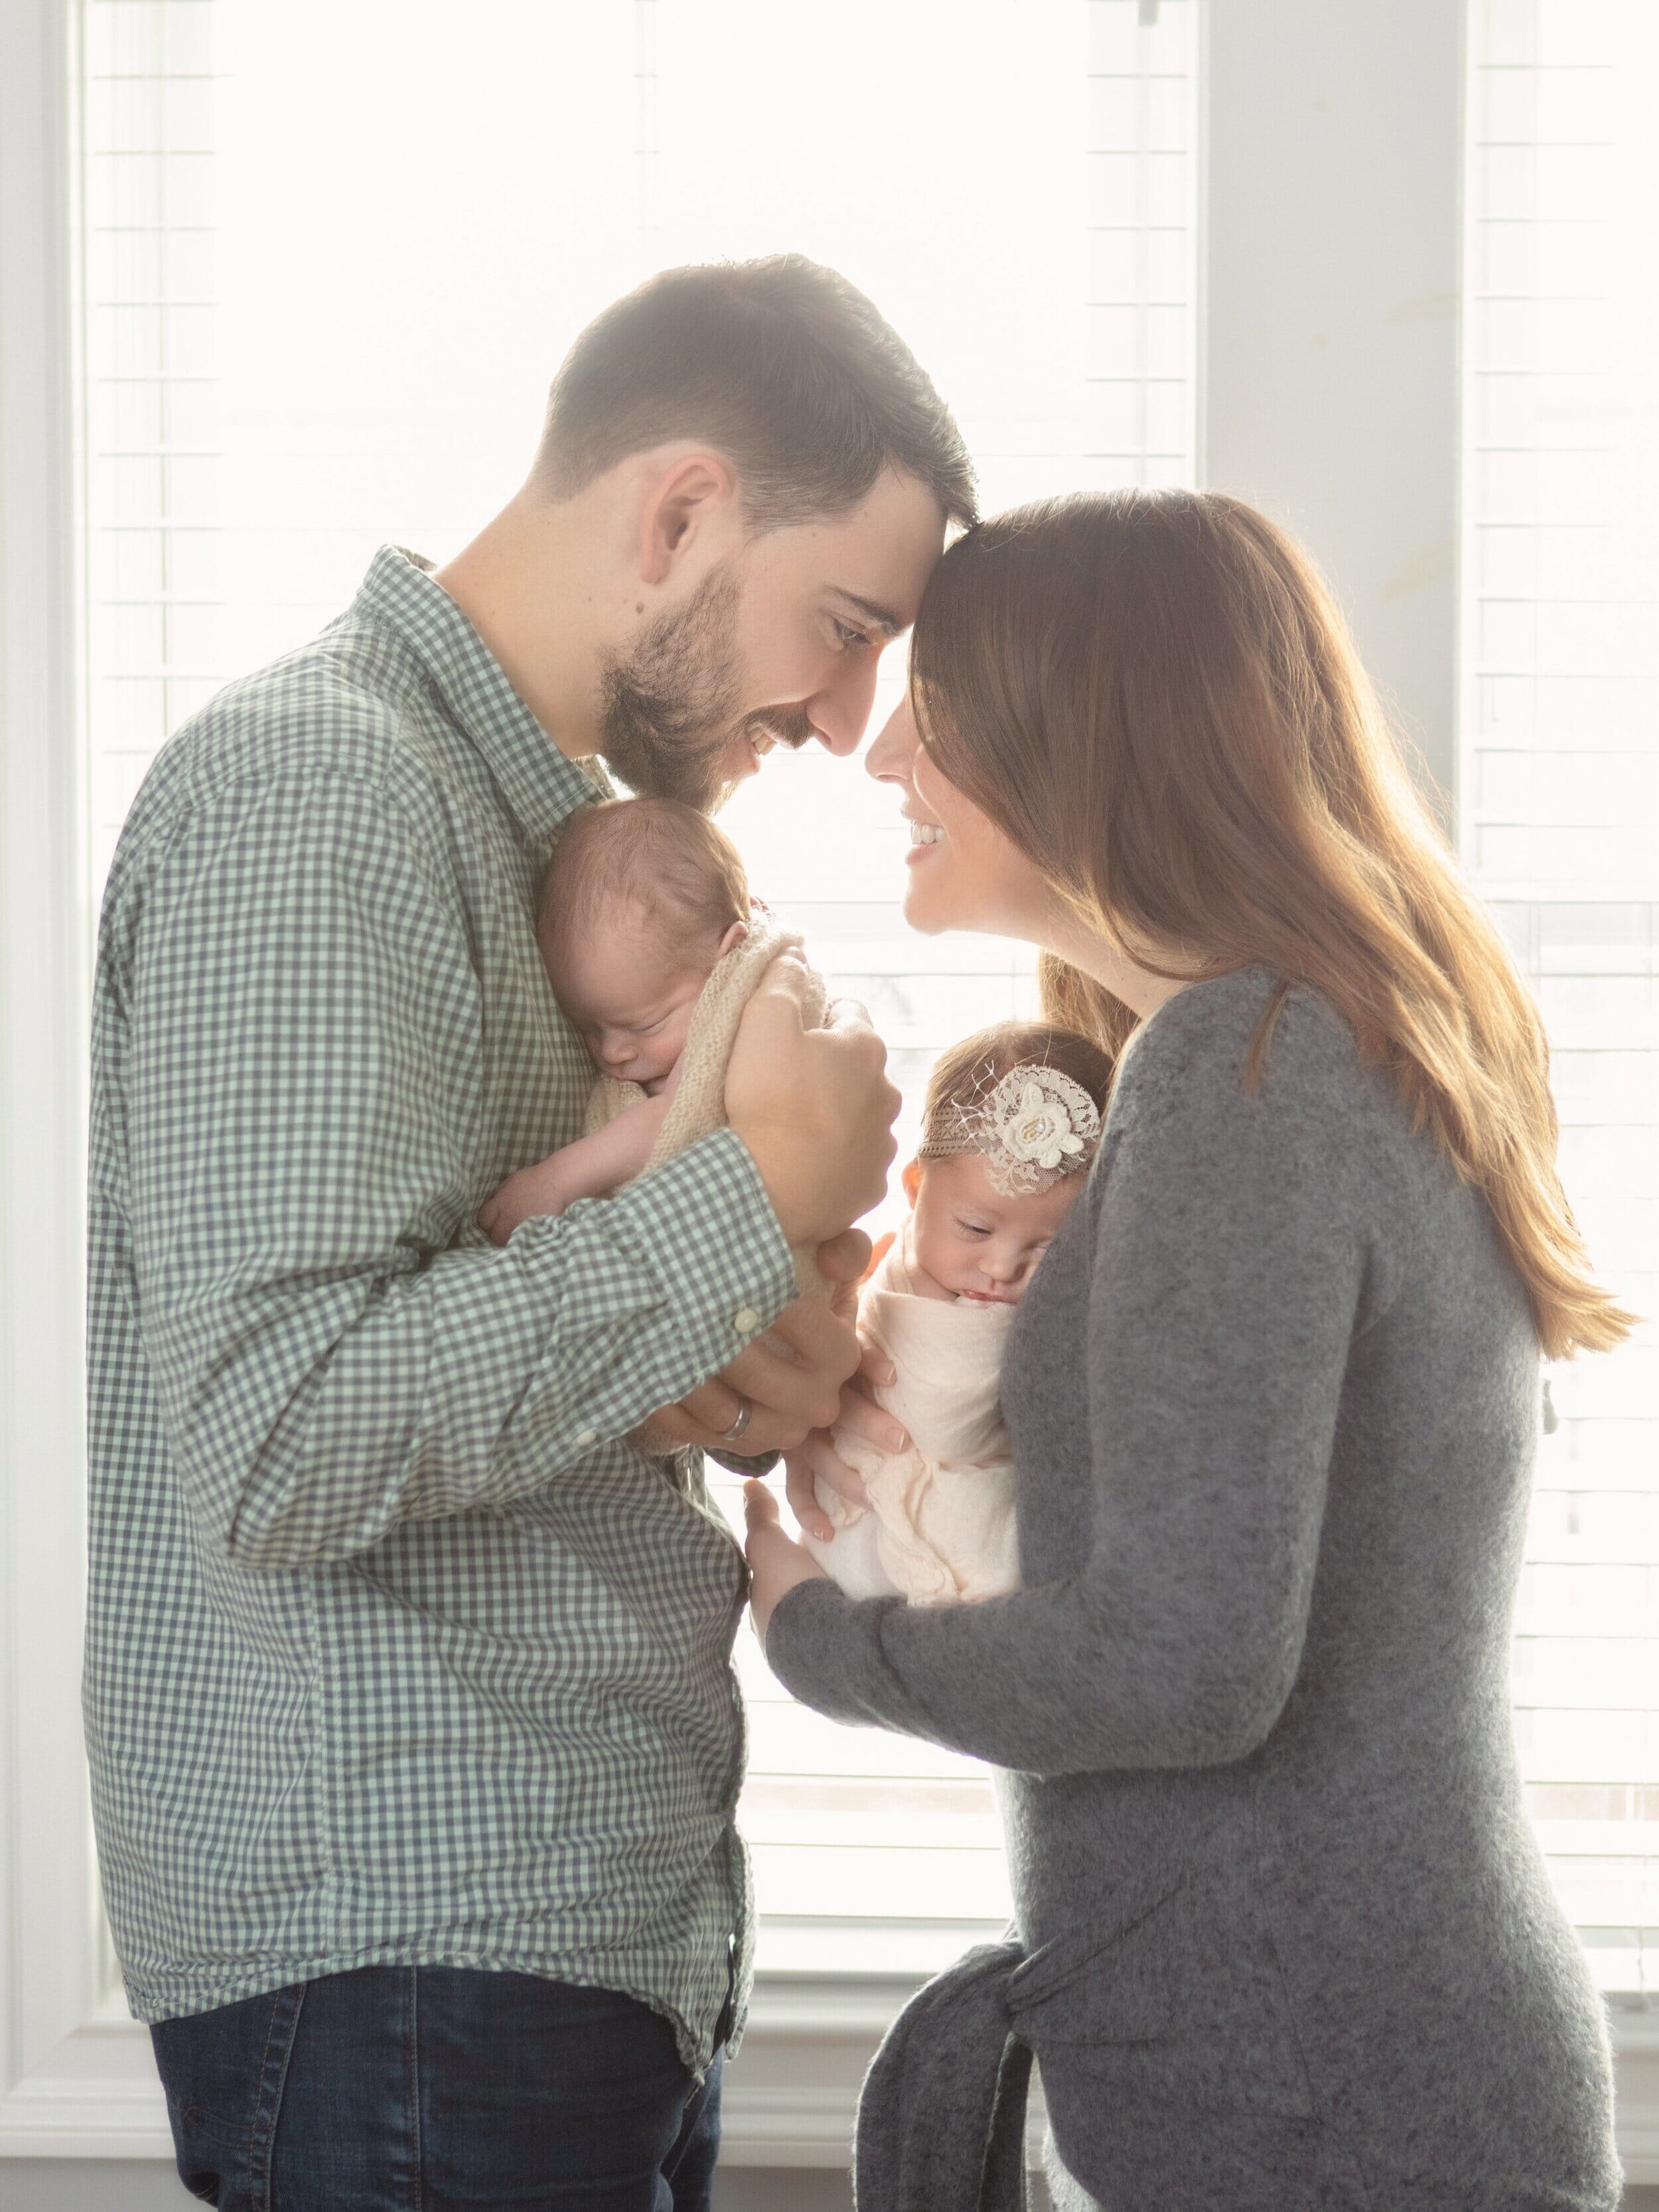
[802,1234,1023,1605]
[583,919,833,1456]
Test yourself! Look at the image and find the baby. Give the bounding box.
[479,796,751,1242]
[803,1021,1114,1605]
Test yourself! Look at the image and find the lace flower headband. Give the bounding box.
[918,1062,1103,1199]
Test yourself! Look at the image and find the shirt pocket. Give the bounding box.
[1009,1834,1316,2122]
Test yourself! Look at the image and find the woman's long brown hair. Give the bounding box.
[909,489,1632,1360]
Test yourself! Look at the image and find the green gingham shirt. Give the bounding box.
[84,547,796,2069]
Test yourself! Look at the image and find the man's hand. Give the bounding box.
[782,1338,908,1541]
[644,1229,872,1458]
[744,1479,829,1651]
[726,959,899,1246]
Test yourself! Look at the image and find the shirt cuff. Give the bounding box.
[605,1126,798,1385]
[708,1447,782,1479]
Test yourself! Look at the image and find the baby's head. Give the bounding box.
[908,1021,1115,1305]
[538,797,749,1089]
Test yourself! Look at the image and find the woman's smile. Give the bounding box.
[904,809,944,861]
[869,698,1051,936]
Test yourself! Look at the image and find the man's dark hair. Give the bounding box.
[536,256,977,534]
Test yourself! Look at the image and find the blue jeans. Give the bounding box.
[149,1967,724,2211]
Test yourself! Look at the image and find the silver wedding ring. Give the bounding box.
[717,1397,754,1445]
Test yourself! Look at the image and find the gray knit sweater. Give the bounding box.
[767,968,1619,2212]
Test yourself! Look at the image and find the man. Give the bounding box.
[86,256,975,2207]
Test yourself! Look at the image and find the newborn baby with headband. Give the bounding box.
[802,1019,1114,1604]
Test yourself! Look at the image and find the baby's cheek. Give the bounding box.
[908,1218,961,1288]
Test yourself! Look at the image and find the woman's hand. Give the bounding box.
[783,1341,907,1542]
[743,1479,829,1650]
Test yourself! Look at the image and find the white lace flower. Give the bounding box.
[997,1080,1086,1170]
[920,1061,1102,1197]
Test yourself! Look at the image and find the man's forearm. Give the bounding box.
[147,1132,795,1570]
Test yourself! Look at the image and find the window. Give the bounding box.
[79,0,1199,1972]
[75,0,1658,2000]
[1464,0,1659,2000]
[0,0,1646,2172]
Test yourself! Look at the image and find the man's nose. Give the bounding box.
[807,654,882,758]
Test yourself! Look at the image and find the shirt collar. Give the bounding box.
[354,544,612,847]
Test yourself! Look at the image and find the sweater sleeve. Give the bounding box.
[764,986,1388,1777]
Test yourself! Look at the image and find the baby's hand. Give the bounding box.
[478,1154,576,1246]
[478,1092,674,1246]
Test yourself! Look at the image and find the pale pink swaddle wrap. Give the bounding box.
[802,1234,1022,1605]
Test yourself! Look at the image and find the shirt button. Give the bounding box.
[574,1429,597,1447]
[733,1307,760,1335]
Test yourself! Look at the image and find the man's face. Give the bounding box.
[599,467,945,812]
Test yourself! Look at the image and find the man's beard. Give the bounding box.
[598,561,814,813]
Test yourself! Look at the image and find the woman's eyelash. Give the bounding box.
[832,619,868,649]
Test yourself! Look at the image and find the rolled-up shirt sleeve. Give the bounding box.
[117,769,794,1569]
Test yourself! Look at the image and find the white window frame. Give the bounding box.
[2,0,1655,2176]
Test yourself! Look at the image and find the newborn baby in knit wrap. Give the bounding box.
[802,1021,1113,1605]
[480,796,764,1239]
[480,794,832,1453]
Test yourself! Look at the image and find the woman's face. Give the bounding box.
[865,696,1055,939]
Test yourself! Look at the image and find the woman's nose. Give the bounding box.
[865,696,918,784]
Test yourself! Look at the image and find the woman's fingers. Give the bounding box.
[832,1378,906,1456]
[742,1479,829,1649]
[857,1334,899,1393]
[788,1428,868,1516]
[784,1449,835,1542]
[744,1478,782,1536]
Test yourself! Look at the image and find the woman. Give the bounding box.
[743,490,1629,2211]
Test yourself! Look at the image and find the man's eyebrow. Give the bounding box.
[831,588,906,639]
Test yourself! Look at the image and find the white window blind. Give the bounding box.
[1465,0,1659,2000]
[80,0,1198,1970]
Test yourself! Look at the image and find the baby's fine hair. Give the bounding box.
[539,797,750,962]
[922,1019,1117,1154]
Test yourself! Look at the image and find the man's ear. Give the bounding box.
[717,919,748,957]
[638,453,738,586]
[901,1158,922,1207]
